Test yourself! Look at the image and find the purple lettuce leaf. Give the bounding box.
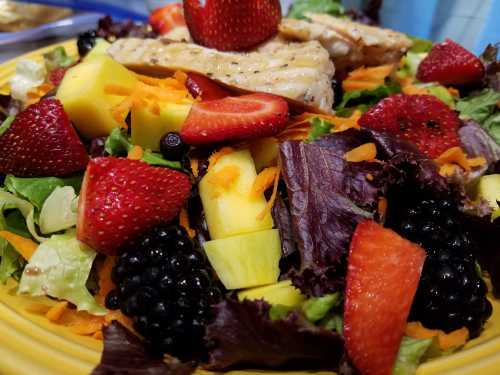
[205,299,344,371]
[480,43,500,91]
[92,322,196,375]
[280,129,447,296]
[459,120,500,169]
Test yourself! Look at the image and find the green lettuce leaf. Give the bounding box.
[105,128,182,170]
[308,117,333,142]
[397,52,428,78]
[4,175,82,210]
[18,230,106,315]
[457,89,500,144]
[0,188,43,242]
[425,85,455,107]
[0,115,15,137]
[302,292,341,323]
[288,0,344,19]
[408,36,433,53]
[392,336,433,375]
[43,46,76,72]
[335,84,401,116]
[39,186,78,234]
[0,212,26,283]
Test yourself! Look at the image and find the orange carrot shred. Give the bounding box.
[46,301,69,322]
[405,322,469,351]
[378,197,388,222]
[127,145,144,160]
[447,87,460,97]
[439,164,458,177]
[251,167,279,198]
[96,256,116,306]
[435,146,486,174]
[208,147,234,170]
[344,143,377,162]
[257,160,281,220]
[190,158,199,178]
[366,173,374,181]
[179,207,196,239]
[343,64,395,92]
[93,330,104,340]
[207,165,240,190]
[0,230,38,260]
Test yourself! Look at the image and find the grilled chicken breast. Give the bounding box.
[107,38,335,113]
[280,13,412,72]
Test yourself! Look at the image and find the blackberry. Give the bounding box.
[77,30,97,57]
[106,225,222,360]
[160,132,188,161]
[386,194,492,338]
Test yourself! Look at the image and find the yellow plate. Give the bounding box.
[1,40,500,375]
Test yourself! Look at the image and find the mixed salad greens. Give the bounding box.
[0,1,499,375]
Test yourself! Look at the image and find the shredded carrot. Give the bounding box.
[26,82,55,105]
[174,70,188,84]
[93,330,104,340]
[257,160,281,220]
[26,303,51,315]
[402,84,430,96]
[150,101,161,116]
[344,143,377,162]
[378,197,387,221]
[366,173,374,181]
[46,301,69,322]
[342,64,395,92]
[105,310,134,332]
[0,231,38,260]
[104,84,134,96]
[190,158,199,178]
[208,147,234,170]
[439,164,459,177]
[127,145,144,160]
[406,322,469,351]
[206,165,240,190]
[435,146,486,176]
[447,87,460,97]
[96,256,116,306]
[179,207,196,239]
[251,167,279,198]
[331,110,362,133]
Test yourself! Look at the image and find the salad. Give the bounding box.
[0,1,499,375]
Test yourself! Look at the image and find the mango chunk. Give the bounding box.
[204,229,281,290]
[131,102,191,151]
[56,55,137,139]
[238,280,305,307]
[199,149,273,240]
[84,39,111,61]
[477,174,500,210]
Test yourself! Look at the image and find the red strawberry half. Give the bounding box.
[185,72,231,101]
[149,2,186,35]
[77,157,191,255]
[48,67,68,86]
[417,39,485,85]
[180,93,289,145]
[358,94,461,158]
[0,98,89,177]
[344,220,426,375]
[184,0,281,51]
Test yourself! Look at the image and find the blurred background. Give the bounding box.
[0,0,499,62]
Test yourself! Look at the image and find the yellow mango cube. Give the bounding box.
[199,149,273,240]
[204,229,281,290]
[131,102,191,151]
[238,280,306,307]
[56,55,137,139]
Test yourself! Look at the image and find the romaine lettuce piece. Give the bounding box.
[398,52,428,78]
[288,0,344,20]
[4,175,82,209]
[392,336,433,375]
[457,89,500,144]
[18,230,106,315]
[39,186,78,234]
[0,189,43,242]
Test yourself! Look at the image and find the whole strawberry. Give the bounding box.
[0,98,89,177]
[77,157,191,255]
[358,94,461,158]
[184,0,281,51]
[417,39,485,85]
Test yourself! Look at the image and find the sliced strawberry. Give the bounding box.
[48,67,67,86]
[344,220,426,375]
[149,2,186,35]
[186,72,231,101]
[358,94,461,158]
[180,93,289,145]
[417,39,485,85]
[184,0,281,51]
[77,157,191,255]
[0,98,88,177]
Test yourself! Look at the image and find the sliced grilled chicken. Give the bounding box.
[279,13,412,73]
[107,38,335,113]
